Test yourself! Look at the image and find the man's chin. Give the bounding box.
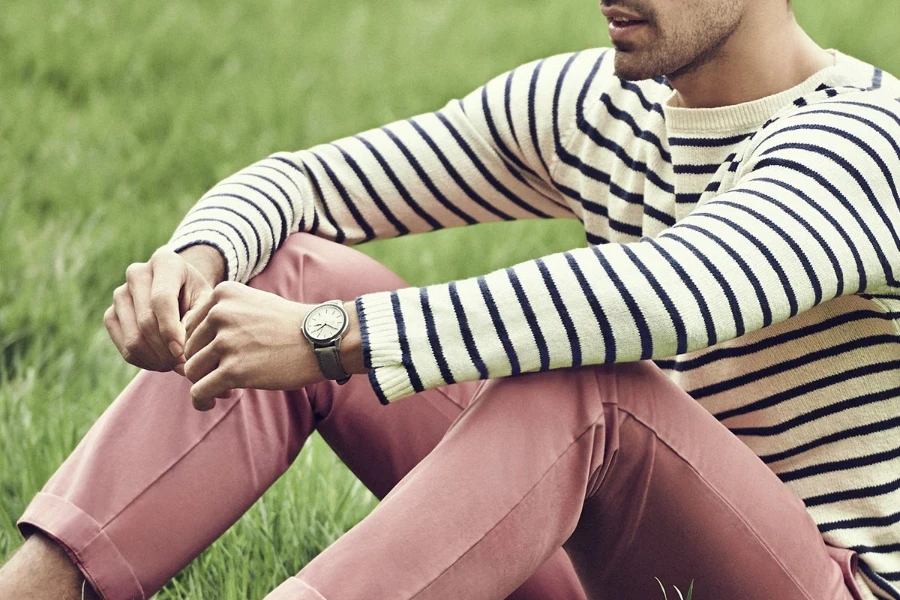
[612,53,663,82]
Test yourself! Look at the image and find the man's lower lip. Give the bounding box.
[608,21,648,42]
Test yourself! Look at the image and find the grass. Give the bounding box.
[1,0,898,598]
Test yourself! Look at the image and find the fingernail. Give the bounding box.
[169,342,183,357]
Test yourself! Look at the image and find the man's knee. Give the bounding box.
[247,233,407,303]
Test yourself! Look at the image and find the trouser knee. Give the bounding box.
[246,233,408,304]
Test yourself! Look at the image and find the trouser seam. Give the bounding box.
[614,403,819,600]
[408,423,600,600]
[104,390,247,530]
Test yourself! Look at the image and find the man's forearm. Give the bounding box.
[177,244,227,287]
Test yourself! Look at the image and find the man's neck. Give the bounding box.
[668,12,834,109]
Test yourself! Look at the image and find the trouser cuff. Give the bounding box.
[264,577,328,599]
[17,492,144,600]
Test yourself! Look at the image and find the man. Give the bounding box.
[2,0,898,598]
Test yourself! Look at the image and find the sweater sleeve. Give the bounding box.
[165,50,611,283]
[357,92,900,403]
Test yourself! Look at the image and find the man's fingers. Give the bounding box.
[190,367,239,411]
[149,255,188,357]
[182,341,220,384]
[112,287,167,369]
[126,268,173,361]
[183,289,215,343]
[183,304,220,361]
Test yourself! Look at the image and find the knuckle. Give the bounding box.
[112,284,128,301]
[148,290,171,312]
[213,281,238,298]
[136,312,156,333]
[124,263,144,281]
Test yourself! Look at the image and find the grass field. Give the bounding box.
[1,1,898,597]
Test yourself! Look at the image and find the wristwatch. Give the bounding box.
[302,300,351,384]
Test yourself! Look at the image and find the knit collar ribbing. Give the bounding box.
[662,49,853,134]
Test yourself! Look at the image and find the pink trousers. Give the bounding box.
[18,233,865,600]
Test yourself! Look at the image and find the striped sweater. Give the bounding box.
[167,48,900,599]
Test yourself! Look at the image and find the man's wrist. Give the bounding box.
[340,300,367,375]
[177,244,227,286]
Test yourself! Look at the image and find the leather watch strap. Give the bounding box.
[314,344,351,384]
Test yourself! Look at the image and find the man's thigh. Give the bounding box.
[564,362,861,600]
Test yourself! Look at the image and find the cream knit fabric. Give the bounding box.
[168,48,900,599]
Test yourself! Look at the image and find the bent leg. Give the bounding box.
[268,360,861,600]
[565,362,862,600]
[14,234,583,600]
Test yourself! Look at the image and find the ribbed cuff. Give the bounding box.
[356,291,416,404]
[18,492,145,600]
[164,234,239,283]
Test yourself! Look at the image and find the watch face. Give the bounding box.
[304,304,347,342]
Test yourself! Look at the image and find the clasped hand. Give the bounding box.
[104,248,325,411]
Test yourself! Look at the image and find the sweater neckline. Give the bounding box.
[663,49,847,134]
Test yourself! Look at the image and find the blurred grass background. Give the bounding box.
[1,0,898,597]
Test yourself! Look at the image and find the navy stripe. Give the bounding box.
[716,359,900,421]
[758,142,898,286]
[504,68,523,151]
[618,78,664,115]
[754,173,865,292]
[764,123,900,243]
[778,444,900,483]
[695,337,900,404]
[644,238,717,347]
[870,68,884,91]
[669,310,899,372]
[507,268,550,371]
[528,59,551,175]
[673,162,721,175]
[408,119,515,221]
[381,127,478,225]
[258,162,300,212]
[591,246,653,359]
[576,92,675,193]
[245,171,297,217]
[354,135,444,231]
[818,509,900,534]
[715,194,824,305]
[724,186,843,298]
[204,192,277,250]
[481,84,537,177]
[477,276,521,376]
[390,292,425,393]
[435,112,551,218]
[621,245,688,354]
[419,288,455,385]
[170,228,239,265]
[178,216,251,264]
[564,251,616,363]
[694,210,799,318]
[730,385,900,438]
[660,232,745,337]
[536,258,582,367]
[332,144,410,236]
[669,132,752,147]
[597,92,671,163]
[243,162,292,241]
[310,151,377,241]
[448,282,489,380]
[579,197,643,236]
[298,158,346,244]
[668,222,772,328]
[803,473,900,508]
[190,204,261,265]
[858,563,900,600]
[170,239,234,282]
